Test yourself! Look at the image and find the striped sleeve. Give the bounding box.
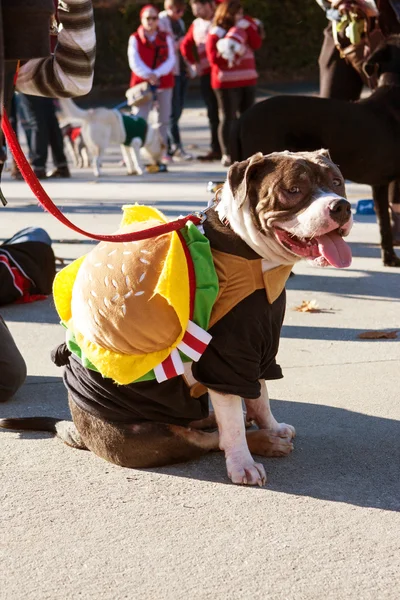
[15,0,95,98]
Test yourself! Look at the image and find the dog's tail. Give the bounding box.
[58,98,90,123]
[0,417,88,450]
[230,118,242,162]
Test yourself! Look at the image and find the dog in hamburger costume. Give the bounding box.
[0,151,353,486]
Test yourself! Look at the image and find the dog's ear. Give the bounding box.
[316,148,331,161]
[228,152,269,208]
[363,43,392,77]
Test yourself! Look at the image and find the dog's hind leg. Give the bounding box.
[120,144,136,175]
[69,397,219,468]
[0,417,88,450]
[130,138,144,175]
[372,184,400,266]
[92,152,101,178]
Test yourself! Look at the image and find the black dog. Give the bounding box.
[231,36,400,267]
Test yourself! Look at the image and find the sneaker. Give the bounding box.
[161,153,173,164]
[198,150,222,162]
[221,155,232,167]
[47,166,71,178]
[174,147,193,161]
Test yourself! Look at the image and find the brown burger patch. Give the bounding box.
[71,220,181,355]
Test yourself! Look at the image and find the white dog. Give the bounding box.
[58,98,164,177]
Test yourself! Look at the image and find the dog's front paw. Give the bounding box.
[225,452,266,486]
[247,429,294,458]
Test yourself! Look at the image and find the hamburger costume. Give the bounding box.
[52,205,293,426]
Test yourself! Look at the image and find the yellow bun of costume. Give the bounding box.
[53,206,190,384]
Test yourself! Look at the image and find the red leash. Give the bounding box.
[1,110,202,243]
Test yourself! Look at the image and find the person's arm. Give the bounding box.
[15,0,95,98]
[153,35,176,78]
[236,17,262,51]
[206,30,229,69]
[180,24,197,64]
[127,35,153,80]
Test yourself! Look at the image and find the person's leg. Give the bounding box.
[239,85,256,115]
[134,100,152,123]
[9,95,22,180]
[199,73,221,159]
[157,88,174,153]
[47,99,70,177]
[18,94,49,177]
[318,24,364,101]
[0,316,27,402]
[215,87,239,164]
[168,74,182,152]
[173,73,192,159]
[389,180,400,244]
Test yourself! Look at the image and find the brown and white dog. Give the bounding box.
[0,150,353,486]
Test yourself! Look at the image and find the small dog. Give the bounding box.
[0,150,353,486]
[231,36,400,267]
[58,98,164,177]
[61,124,89,169]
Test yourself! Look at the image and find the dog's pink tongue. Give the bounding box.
[315,231,352,268]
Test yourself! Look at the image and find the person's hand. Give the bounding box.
[148,73,159,86]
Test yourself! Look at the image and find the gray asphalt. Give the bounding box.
[0,102,399,600]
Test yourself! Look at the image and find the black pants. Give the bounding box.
[318,24,364,101]
[200,73,221,155]
[0,316,26,402]
[168,73,188,151]
[18,94,67,170]
[214,85,256,157]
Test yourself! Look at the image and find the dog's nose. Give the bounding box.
[328,198,352,225]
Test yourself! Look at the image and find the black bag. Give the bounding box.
[333,13,385,88]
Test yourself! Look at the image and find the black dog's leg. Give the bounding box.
[372,184,400,267]
[389,180,400,246]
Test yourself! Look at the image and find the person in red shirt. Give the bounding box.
[181,0,221,161]
[128,4,176,161]
[206,0,262,166]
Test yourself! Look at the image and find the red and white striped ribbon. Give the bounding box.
[154,321,212,383]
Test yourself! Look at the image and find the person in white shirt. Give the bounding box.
[127,4,176,160]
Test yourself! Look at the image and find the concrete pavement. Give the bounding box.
[0,104,399,600]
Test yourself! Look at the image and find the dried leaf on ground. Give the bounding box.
[357,330,398,340]
[293,300,321,313]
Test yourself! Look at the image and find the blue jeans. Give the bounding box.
[4,227,52,246]
[18,94,67,170]
[168,74,188,152]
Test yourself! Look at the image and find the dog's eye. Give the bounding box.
[332,178,342,186]
[287,186,300,194]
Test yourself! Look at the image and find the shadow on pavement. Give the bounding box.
[1,297,59,324]
[281,325,399,341]
[145,399,400,511]
[2,388,399,511]
[288,267,400,301]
